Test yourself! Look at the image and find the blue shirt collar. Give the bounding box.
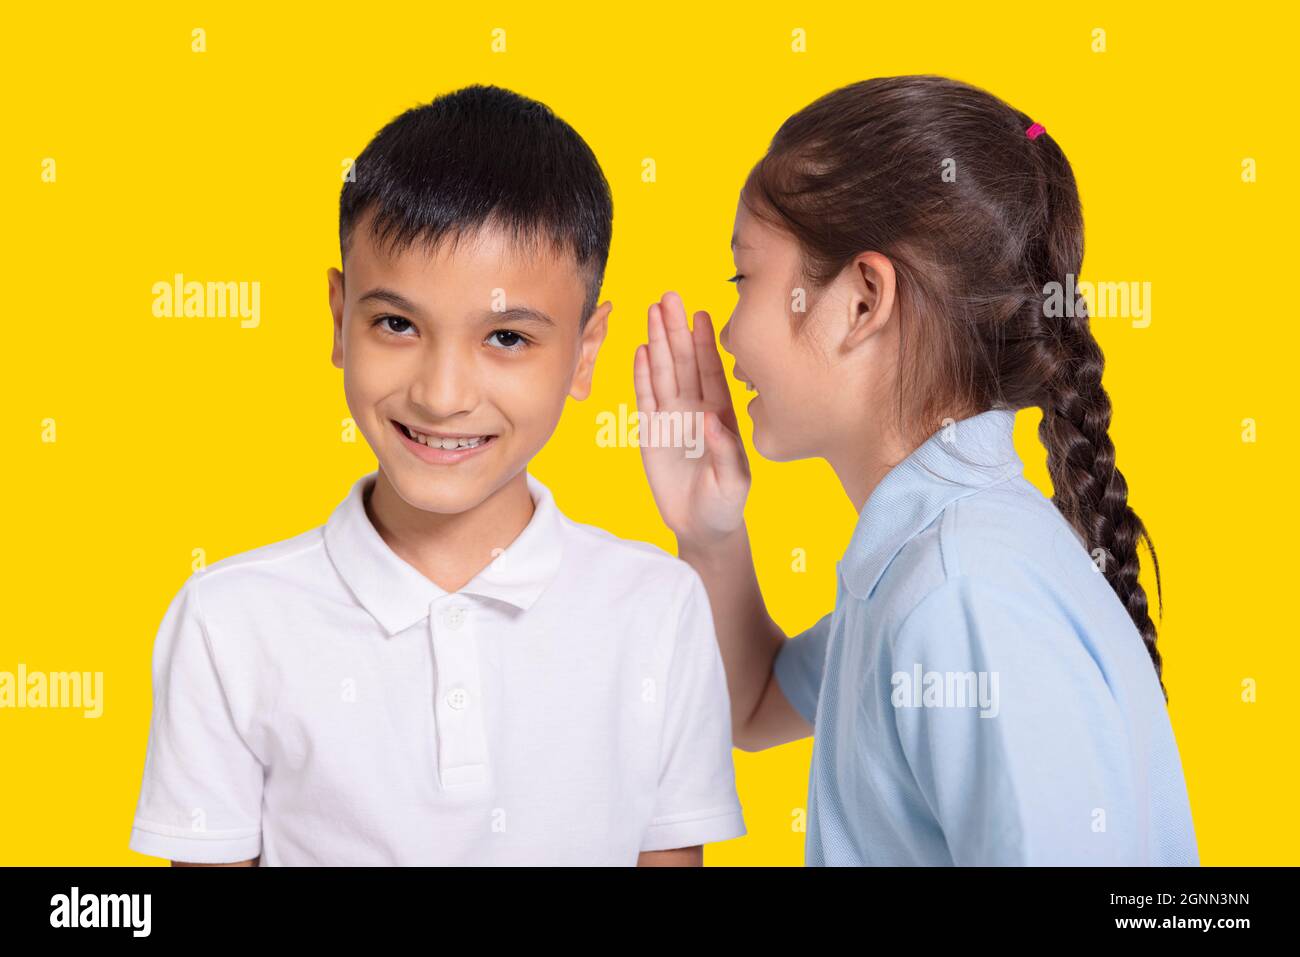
[839,409,1024,600]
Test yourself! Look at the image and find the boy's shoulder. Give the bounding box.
[553,511,703,597]
[186,526,329,608]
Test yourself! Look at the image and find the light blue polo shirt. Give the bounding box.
[773,408,1199,865]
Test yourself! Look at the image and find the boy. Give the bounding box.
[127,85,745,866]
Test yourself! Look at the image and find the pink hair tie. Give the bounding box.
[1025,122,1046,140]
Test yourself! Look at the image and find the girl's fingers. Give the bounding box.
[694,311,734,422]
[661,292,702,401]
[632,344,658,414]
[704,411,748,498]
[645,302,679,401]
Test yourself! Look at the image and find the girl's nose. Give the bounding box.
[718,317,734,355]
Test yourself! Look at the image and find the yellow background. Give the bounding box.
[3,1,1295,865]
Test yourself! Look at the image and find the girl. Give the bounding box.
[632,75,1198,865]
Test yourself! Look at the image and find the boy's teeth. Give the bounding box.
[406,427,486,449]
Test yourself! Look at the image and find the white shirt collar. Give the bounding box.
[323,470,565,636]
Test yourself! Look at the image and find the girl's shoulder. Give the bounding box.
[939,476,1089,581]
[873,477,1165,723]
[872,476,1119,641]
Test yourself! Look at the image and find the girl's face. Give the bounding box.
[720,196,873,463]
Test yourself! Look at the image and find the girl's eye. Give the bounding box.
[727,273,745,285]
[487,329,530,351]
[373,315,415,336]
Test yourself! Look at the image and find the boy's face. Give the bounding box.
[329,212,611,515]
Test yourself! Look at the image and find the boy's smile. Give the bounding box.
[392,420,496,460]
[328,208,611,530]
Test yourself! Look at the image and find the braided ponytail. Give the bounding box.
[1029,133,1167,701]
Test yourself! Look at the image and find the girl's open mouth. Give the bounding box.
[392,420,498,464]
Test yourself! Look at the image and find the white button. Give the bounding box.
[446,688,470,710]
[442,606,468,630]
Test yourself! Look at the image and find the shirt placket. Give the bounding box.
[428,595,489,788]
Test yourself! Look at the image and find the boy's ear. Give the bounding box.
[328,267,345,368]
[568,300,613,401]
[843,251,897,352]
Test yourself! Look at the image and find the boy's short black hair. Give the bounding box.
[339,84,613,325]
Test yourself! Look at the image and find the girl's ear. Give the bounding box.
[843,251,897,351]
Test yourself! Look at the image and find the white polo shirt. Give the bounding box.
[128,470,746,865]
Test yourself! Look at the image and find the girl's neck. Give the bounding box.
[826,425,915,513]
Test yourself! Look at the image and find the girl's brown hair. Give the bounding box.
[743,75,1166,699]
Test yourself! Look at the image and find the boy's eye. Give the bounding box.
[727,273,745,285]
[487,329,530,351]
[373,315,415,335]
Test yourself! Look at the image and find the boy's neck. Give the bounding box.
[363,469,536,594]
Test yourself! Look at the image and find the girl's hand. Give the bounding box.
[633,291,750,549]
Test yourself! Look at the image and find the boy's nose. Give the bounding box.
[409,348,481,418]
